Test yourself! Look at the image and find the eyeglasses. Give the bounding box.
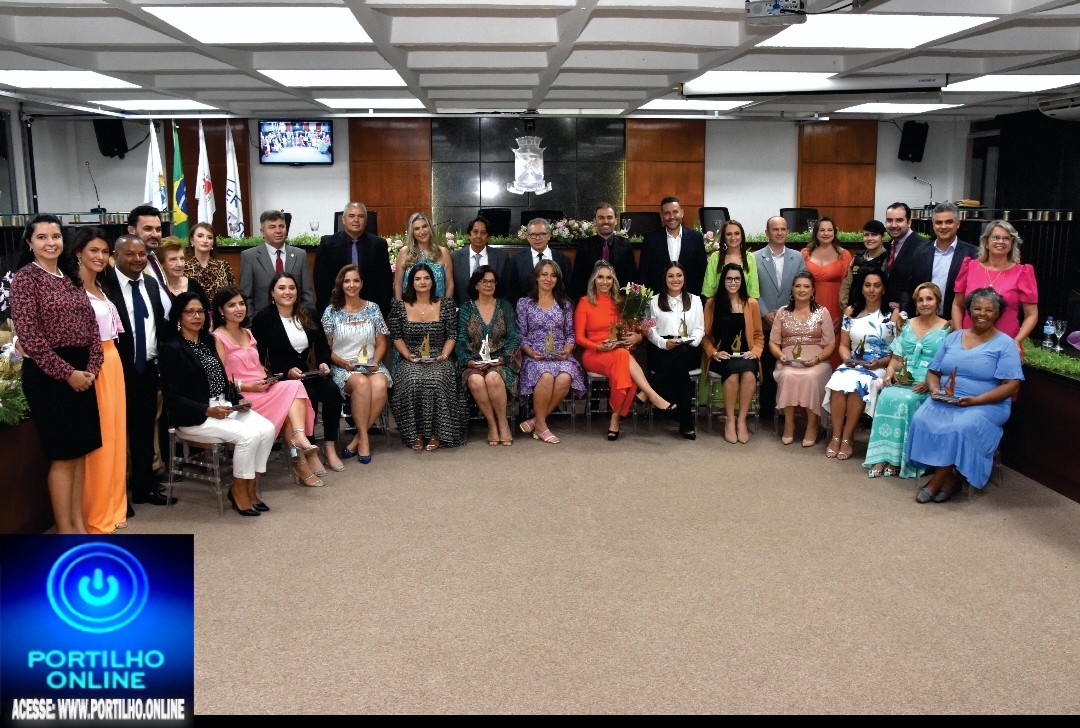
[183,309,206,316]
[989,235,1012,242]
[478,279,497,285]
[723,277,742,282]
[526,232,549,239]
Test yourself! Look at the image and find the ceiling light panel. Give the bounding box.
[760,15,997,49]
[944,75,1080,92]
[837,103,962,114]
[92,98,217,111]
[0,70,138,89]
[146,8,371,44]
[259,70,406,87]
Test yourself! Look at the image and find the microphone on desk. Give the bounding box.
[913,176,933,208]
[86,161,106,214]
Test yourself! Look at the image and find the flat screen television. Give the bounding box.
[258,120,333,166]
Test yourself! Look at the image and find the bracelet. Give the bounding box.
[237,379,243,393]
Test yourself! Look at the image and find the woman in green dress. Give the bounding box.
[862,282,950,478]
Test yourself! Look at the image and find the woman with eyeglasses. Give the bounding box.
[951,220,1038,358]
[702,263,764,444]
[159,292,276,517]
[455,265,520,446]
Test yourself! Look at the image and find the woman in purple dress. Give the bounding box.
[514,259,584,444]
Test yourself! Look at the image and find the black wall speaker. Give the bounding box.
[897,120,929,163]
[93,120,128,159]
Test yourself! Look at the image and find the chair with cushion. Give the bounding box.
[521,210,564,229]
[334,209,378,236]
[779,207,819,234]
[698,207,731,233]
[619,211,662,238]
[477,207,512,238]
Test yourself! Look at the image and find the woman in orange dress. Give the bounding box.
[802,216,851,368]
[573,261,675,440]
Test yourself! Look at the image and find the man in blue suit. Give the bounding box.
[451,215,513,305]
[506,218,572,304]
[312,201,393,320]
[753,215,808,420]
[907,201,977,318]
[639,196,707,298]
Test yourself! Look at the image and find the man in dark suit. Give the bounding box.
[569,202,637,300]
[451,214,513,305]
[753,216,809,420]
[239,210,315,320]
[106,235,175,507]
[506,218,572,304]
[639,196,707,297]
[883,201,930,314]
[908,201,978,318]
[313,201,393,320]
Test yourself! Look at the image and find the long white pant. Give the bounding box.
[177,409,276,479]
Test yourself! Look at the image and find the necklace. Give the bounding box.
[984,262,1011,289]
[33,261,64,279]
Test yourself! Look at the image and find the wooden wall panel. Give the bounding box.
[625,119,706,226]
[349,119,432,236]
[797,120,877,233]
[625,161,705,207]
[626,120,705,161]
[169,120,252,237]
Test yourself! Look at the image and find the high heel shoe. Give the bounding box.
[227,490,260,517]
[358,453,372,464]
[292,458,324,487]
[252,501,270,512]
[290,428,319,454]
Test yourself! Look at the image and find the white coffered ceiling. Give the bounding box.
[2,0,1080,122]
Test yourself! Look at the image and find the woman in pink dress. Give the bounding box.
[951,219,1038,359]
[802,216,852,369]
[211,286,324,487]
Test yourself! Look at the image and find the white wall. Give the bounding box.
[703,118,970,231]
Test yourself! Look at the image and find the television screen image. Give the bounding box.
[259,120,333,165]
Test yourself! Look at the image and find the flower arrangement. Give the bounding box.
[0,270,13,326]
[617,282,656,331]
[0,337,27,427]
[516,218,597,243]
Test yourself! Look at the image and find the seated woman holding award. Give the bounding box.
[702,263,764,444]
[388,264,466,451]
[820,270,900,461]
[906,287,1023,503]
[456,265,520,446]
[574,261,675,442]
[863,282,950,479]
[322,264,392,464]
[251,272,343,470]
[645,262,702,440]
[768,271,836,446]
[515,259,585,445]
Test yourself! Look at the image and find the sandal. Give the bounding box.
[867,465,885,479]
[425,437,441,451]
[837,439,853,460]
[500,438,513,447]
[533,428,560,444]
[290,428,319,454]
[883,465,899,478]
[488,428,500,446]
[519,418,536,434]
[826,437,841,458]
[410,438,424,452]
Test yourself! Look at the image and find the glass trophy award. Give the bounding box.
[792,340,803,364]
[418,333,433,361]
[730,331,742,357]
[678,315,688,339]
[608,320,619,342]
[545,328,556,356]
[357,341,369,366]
[477,335,495,364]
[935,367,960,403]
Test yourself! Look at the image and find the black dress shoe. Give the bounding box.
[130,491,178,506]
[252,501,270,512]
[227,491,260,517]
[126,502,135,518]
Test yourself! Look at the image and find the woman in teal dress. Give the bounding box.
[455,265,520,446]
[863,282,950,479]
[393,211,455,301]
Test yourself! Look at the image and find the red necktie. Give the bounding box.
[275,250,283,274]
[147,253,166,287]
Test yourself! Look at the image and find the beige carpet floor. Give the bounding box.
[123,413,1080,715]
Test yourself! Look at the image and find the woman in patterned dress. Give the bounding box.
[821,270,900,460]
[183,222,234,315]
[322,265,392,464]
[456,265,519,446]
[863,282,950,479]
[388,264,466,451]
[515,259,585,444]
[393,212,455,301]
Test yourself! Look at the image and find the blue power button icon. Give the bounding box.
[47,543,149,633]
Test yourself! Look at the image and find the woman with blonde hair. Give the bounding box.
[393,211,455,301]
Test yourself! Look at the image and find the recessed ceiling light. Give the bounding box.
[92,99,218,111]
[315,97,425,109]
[944,75,1080,92]
[759,15,995,49]
[640,99,749,111]
[146,8,370,44]
[258,70,405,87]
[683,72,944,95]
[0,70,137,89]
[837,103,962,114]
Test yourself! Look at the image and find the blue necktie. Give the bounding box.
[130,279,149,374]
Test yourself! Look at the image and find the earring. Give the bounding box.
[177,322,182,331]
[722,243,728,252]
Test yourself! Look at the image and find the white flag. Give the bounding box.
[143,122,167,211]
[224,120,245,237]
[196,120,216,224]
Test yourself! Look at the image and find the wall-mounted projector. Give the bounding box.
[746,0,807,26]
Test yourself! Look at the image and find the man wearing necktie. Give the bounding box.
[507,218,572,304]
[239,209,316,321]
[127,205,167,287]
[569,202,637,301]
[313,200,393,320]
[451,215,512,305]
[105,235,175,507]
[882,201,930,314]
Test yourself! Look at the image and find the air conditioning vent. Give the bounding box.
[1038,92,1080,120]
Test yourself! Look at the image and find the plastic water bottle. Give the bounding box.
[1043,316,1055,348]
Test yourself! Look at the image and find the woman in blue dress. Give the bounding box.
[821,270,899,460]
[906,287,1024,503]
[393,212,455,301]
[862,282,950,479]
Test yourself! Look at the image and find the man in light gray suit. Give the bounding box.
[753,215,808,419]
[239,209,315,319]
[451,215,514,305]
